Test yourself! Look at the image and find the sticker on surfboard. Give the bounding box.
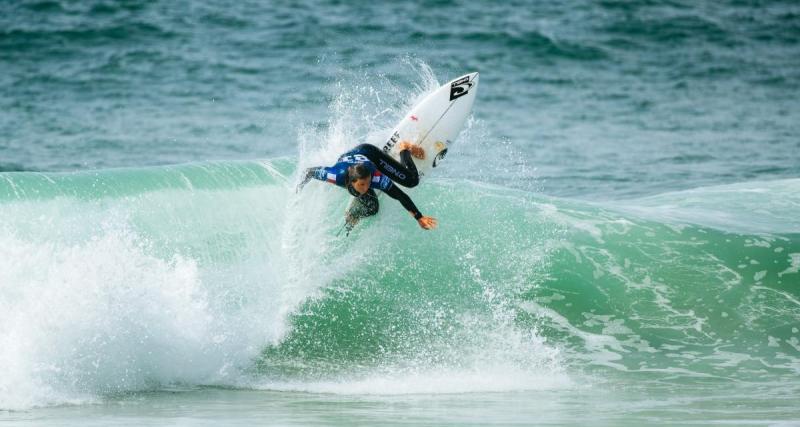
[374,72,479,186]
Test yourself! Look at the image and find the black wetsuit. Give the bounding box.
[299,144,423,221]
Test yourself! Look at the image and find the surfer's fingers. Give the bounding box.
[418,216,438,230]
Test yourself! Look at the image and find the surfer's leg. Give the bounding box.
[397,150,419,186]
[352,144,419,188]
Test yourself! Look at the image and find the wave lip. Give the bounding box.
[616,178,800,234]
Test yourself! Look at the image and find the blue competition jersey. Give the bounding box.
[313,152,394,191]
[299,143,423,220]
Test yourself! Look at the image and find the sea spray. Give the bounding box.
[0,161,356,409]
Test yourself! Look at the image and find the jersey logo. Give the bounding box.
[326,172,337,183]
[339,154,370,164]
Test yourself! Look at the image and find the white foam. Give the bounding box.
[0,178,354,410]
[255,365,570,396]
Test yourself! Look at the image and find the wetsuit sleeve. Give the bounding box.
[384,183,423,220]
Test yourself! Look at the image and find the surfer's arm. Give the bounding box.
[384,184,438,230]
[296,167,327,192]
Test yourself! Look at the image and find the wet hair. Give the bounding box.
[347,164,371,183]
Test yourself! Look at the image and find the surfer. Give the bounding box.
[297,142,438,232]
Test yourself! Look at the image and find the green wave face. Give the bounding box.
[1,163,799,406]
[261,178,800,386]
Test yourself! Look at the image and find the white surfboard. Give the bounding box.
[374,72,479,185]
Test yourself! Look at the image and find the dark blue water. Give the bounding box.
[3,0,798,196]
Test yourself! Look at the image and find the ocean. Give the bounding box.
[1,0,799,425]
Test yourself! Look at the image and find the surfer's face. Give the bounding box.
[352,177,370,195]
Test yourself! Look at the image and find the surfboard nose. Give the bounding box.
[451,72,479,87]
[467,72,479,88]
[448,72,479,96]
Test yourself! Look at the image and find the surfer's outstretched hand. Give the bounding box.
[417,216,438,230]
[296,168,316,193]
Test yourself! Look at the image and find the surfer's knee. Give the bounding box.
[396,151,420,187]
[353,143,379,158]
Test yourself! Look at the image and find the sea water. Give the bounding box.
[1,0,799,425]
